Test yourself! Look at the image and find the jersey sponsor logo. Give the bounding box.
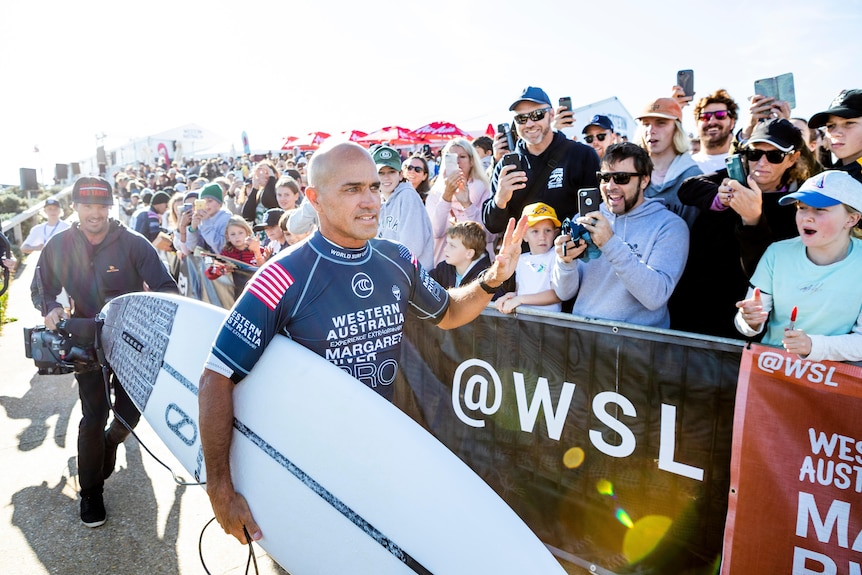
[352,272,374,298]
[420,268,443,302]
[248,262,294,310]
[391,285,402,301]
[106,265,120,273]
[548,167,564,189]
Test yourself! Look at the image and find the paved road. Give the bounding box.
[0,254,288,574]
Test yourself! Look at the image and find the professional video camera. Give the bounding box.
[23,318,98,375]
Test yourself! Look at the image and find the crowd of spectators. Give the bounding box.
[11,84,860,360]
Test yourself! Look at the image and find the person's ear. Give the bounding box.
[640,174,650,192]
[305,186,320,209]
[846,211,861,229]
[465,248,475,261]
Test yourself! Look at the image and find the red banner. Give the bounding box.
[723,344,862,574]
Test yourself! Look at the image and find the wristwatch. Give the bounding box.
[476,269,500,294]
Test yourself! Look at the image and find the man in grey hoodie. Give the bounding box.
[551,143,689,328]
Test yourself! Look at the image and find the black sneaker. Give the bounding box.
[103,432,118,480]
[80,493,107,528]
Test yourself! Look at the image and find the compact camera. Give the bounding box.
[24,318,98,375]
[560,217,590,258]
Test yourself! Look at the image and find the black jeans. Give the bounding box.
[76,368,140,496]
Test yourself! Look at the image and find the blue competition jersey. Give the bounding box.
[206,232,450,400]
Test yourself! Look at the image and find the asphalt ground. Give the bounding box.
[0,252,288,575]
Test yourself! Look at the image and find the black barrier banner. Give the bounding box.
[399,311,743,575]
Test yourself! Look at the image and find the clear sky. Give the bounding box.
[1,0,860,186]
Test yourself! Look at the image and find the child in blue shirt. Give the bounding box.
[735,171,862,361]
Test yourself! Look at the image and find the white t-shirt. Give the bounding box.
[690,151,729,175]
[515,248,561,312]
[23,220,70,250]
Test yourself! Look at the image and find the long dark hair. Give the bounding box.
[405,153,431,199]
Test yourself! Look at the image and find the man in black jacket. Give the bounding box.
[31,176,178,528]
[483,86,600,234]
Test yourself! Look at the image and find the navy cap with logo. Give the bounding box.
[583,114,615,133]
[72,176,114,206]
[509,86,552,111]
[808,89,862,129]
[44,198,61,207]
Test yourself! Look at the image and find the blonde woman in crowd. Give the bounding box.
[425,138,496,265]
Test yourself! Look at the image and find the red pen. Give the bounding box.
[788,306,798,331]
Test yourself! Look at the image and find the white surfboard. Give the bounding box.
[99,292,566,575]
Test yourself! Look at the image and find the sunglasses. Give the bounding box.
[584,133,609,144]
[596,171,641,185]
[405,165,425,173]
[743,148,792,163]
[698,110,731,121]
[514,107,552,125]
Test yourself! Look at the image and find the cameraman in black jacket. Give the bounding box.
[31,176,178,528]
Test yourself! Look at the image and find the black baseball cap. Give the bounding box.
[72,176,113,206]
[747,118,803,153]
[253,208,285,231]
[808,89,862,129]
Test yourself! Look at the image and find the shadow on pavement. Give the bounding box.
[11,440,184,575]
[0,372,77,451]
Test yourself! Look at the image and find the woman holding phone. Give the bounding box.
[669,118,813,338]
[240,159,280,230]
[425,138,495,265]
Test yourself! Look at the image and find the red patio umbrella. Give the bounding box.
[329,130,368,143]
[290,131,331,151]
[358,126,426,146]
[413,121,470,141]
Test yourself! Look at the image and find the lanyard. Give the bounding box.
[43,222,60,245]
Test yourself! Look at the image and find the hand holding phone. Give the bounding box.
[502,152,522,173]
[444,152,459,176]
[497,123,515,152]
[556,96,575,128]
[676,70,694,98]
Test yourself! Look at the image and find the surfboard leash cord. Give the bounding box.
[198,517,260,575]
[94,319,260,575]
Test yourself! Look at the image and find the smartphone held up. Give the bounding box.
[502,152,522,173]
[676,69,694,98]
[497,123,516,152]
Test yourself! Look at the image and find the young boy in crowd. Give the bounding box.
[253,208,286,255]
[495,202,562,314]
[429,221,493,290]
[185,183,232,253]
[808,89,862,183]
[280,208,312,247]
